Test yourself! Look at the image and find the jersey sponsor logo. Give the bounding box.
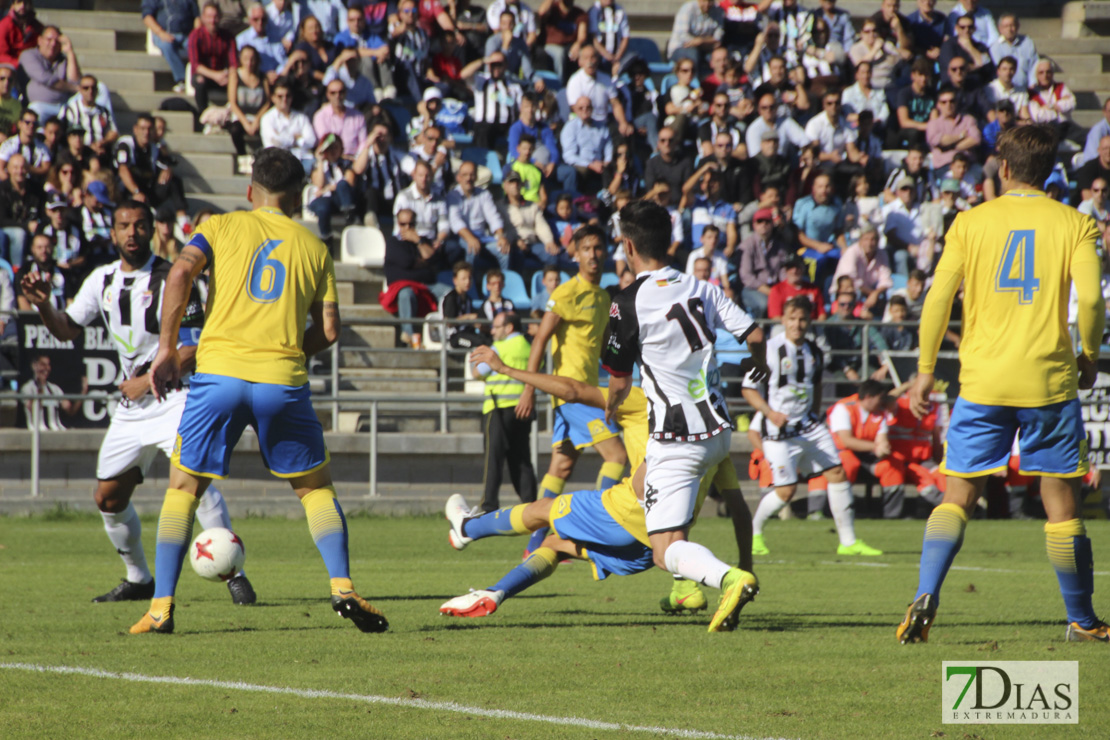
[644,481,658,512]
[781,357,794,374]
[655,277,678,287]
[687,369,707,399]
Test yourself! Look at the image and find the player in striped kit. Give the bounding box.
[19,200,255,605]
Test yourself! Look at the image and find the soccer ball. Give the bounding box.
[189,527,246,582]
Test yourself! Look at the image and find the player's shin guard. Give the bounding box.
[827,481,857,547]
[914,502,968,604]
[490,546,559,598]
[101,503,152,584]
[752,491,788,535]
[302,487,350,579]
[526,474,565,553]
[596,461,625,491]
[663,540,731,589]
[463,503,533,540]
[153,488,200,599]
[1045,519,1098,628]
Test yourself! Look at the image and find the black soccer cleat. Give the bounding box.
[331,593,389,633]
[227,574,257,605]
[897,593,937,644]
[92,579,155,603]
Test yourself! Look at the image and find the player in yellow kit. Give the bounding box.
[130,148,387,635]
[898,125,1109,644]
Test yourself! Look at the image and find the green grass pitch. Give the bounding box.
[0,512,1106,739]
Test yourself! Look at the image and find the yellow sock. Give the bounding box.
[508,503,532,534]
[596,461,625,490]
[540,474,566,498]
[302,487,350,580]
[157,488,200,546]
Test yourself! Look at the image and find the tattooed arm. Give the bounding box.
[304,300,340,358]
[150,246,207,400]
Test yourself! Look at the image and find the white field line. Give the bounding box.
[0,662,795,740]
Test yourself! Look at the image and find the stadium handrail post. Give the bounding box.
[439,314,448,432]
[31,397,40,498]
[331,343,340,432]
[861,324,870,378]
[370,400,379,497]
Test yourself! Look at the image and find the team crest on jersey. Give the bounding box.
[781,357,794,375]
[609,303,620,319]
[139,291,153,308]
[588,418,609,438]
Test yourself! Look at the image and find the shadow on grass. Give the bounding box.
[370,592,567,603]
[418,617,698,632]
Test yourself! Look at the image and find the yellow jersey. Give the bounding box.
[545,275,610,407]
[186,208,338,387]
[919,189,1104,407]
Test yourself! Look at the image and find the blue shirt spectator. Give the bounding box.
[304,0,345,37]
[793,193,845,245]
[141,0,198,35]
[946,0,997,49]
[988,16,1037,90]
[507,117,560,167]
[815,0,854,50]
[559,115,612,168]
[236,10,288,75]
[907,5,945,53]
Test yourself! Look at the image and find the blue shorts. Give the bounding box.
[552,402,620,450]
[549,490,654,580]
[173,373,330,479]
[944,397,1089,478]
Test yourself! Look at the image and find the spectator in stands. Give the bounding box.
[1079,177,1110,229]
[690,168,737,257]
[384,208,447,348]
[939,12,992,86]
[265,0,301,48]
[504,134,546,204]
[305,0,345,38]
[47,152,82,207]
[907,0,945,60]
[0,0,41,68]
[226,43,270,155]
[926,85,980,176]
[151,204,181,261]
[292,15,338,86]
[440,260,489,349]
[667,0,723,69]
[530,264,559,321]
[768,255,825,320]
[1075,136,1110,202]
[982,99,1015,157]
[848,17,899,90]
[745,24,800,88]
[42,193,82,286]
[461,51,522,149]
[485,9,534,82]
[0,65,20,141]
[946,0,997,49]
[349,116,404,225]
[0,153,40,266]
[690,248,730,297]
[61,75,117,163]
[881,175,925,275]
[823,290,864,379]
[0,109,50,181]
[142,0,196,92]
[389,0,431,101]
[989,14,1036,89]
[568,44,630,136]
[485,0,538,47]
[560,96,612,196]
[333,5,394,101]
[503,170,564,271]
[800,16,844,89]
[17,232,66,310]
[480,268,515,319]
[313,78,366,158]
[449,160,512,271]
[696,91,743,159]
[115,114,188,228]
[870,0,913,55]
[507,93,563,187]
[588,0,629,78]
[663,58,706,137]
[746,91,809,161]
[402,122,452,194]
[805,91,862,188]
[237,3,287,82]
[883,144,933,204]
[685,129,751,211]
[751,54,810,118]
[189,3,239,113]
[1081,98,1110,167]
[259,78,316,172]
[537,0,586,83]
[986,56,1030,121]
[841,61,889,130]
[793,170,845,286]
[1028,59,1084,145]
[306,133,354,240]
[751,130,793,202]
[20,25,80,120]
[815,0,854,51]
[877,295,916,350]
[394,158,449,252]
[832,223,891,319]
[641,125,690,208]
[734,206,790,318]
[885,268,926,321]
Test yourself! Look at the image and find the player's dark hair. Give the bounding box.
[572,223,606,251]
[888,295,909,310]
[858,379,889,398]
[783,295,812,316]
[997,124,1058,187]
[502,312,523,334]
[113,198,154,229]
[618,200,671,262]
[995,99,1015,115]
[485,268,504,284]
[251,147,305,198]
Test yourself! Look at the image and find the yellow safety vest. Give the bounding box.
[483,332,531,414]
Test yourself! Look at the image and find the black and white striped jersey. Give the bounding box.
[472,74,522,125]
[742,332,824,440]
[603,267,755,442]
[66,254,204,415]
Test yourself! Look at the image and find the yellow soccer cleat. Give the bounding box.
[129,597,175,635]
[837,539,883,556]
[896,593,937,644]
[660,579,708,614]
[1065,620,1109,643]
[708,568,759,633]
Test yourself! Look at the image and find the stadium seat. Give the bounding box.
[490,269,530,307]
[890,273,908,292]
[452,131,474,146]
[422,311,444,350]
[300,184,318,222]
[599,272,620,289]
[340,226,386,268]
[627,37,673,75]
[534,69,562,89]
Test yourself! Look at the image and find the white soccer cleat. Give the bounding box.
[440,589,503,618]
[445,493,473,550]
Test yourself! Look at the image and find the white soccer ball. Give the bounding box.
[189,527,246,582]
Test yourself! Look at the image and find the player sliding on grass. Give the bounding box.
[439,344,756,622]
[898,124,1109,644]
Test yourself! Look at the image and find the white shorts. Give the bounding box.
[762,423,841,487]
[643,431,731,535]
[96,391,187,480]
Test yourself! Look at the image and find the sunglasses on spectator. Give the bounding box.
[401,8,416,13]
[1094,188,1106,193]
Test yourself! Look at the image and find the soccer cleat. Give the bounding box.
[837,539,884,556]
[440,589,504,618]
[896,593,937,644]
[445,493,473,550]
[129,597,175,634]
[1065,620,1110,642]
[331,590,389,633]
[751,533,770,556]
[708,569,759,633]
[92,578,155,603]
[227,574,257,605]
[660,580,708,614]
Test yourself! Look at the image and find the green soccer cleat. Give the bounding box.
[837,539,883,556]
[660,579,708,614]
[896,593,937,644]
[1066,620,1109,642]
[751,533,770,556]
[708,568,759,633]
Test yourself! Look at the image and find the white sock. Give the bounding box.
[194,487,245,577]
[827,481,856,547]
[752,491,788,535]
[101,504,151,584]
[662,540,731,589]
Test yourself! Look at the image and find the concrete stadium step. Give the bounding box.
[1049,54,1107,73]
[342,323,395,348]
[1074,90,1110,108]
[1059,73,1110,91]
[335,280,384,306]
[80,50,169,73]
[61,28,117,52]
[84,67,154,92]
[1075,109,1107,126]
[341,349,443,370]
[166,133,237,155]
[181,174,251,195]
[173,152,236,178]
[1019,18,1063,38]
[37,9,147,33]
[340,377,441,394]
[186,193,250,213]
[1038,38,1110,55]
[116,109,194,134]
[111,91,190,115]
